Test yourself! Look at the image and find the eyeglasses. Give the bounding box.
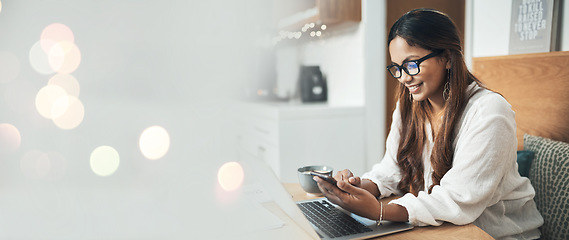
[386,50,442,78]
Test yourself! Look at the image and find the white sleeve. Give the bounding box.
[390,93,517,226]
[362,104,403,198]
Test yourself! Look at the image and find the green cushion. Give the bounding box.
[524,134,569,240]
[517,150,535,177]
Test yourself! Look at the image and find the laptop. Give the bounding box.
[241,152,413,239]
[296,198,413,239]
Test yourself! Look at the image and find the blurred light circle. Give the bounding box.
[139,126,170,160]
[40,23,74,54]
[48,41,81,74]
[0,51,20,84]
[48,74,80,97]
[29,41,55,75]
[0,123,21,153]
[50,95,70,119]
[217,162,244,191]
[21,150,51,179]
[52,96,84,130]
[35,85,68,119]
[90,146,120,177]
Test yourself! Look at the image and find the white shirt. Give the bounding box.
[362,83,543,239]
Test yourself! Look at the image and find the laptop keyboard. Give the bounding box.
[297,200,373,238]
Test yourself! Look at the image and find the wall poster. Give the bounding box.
[509,0,559,54]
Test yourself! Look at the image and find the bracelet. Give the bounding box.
[376,202,383,226]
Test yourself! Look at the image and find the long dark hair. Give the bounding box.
[387,8,484,195]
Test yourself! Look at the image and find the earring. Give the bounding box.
[443,69,450,101]
[443,82,450,101]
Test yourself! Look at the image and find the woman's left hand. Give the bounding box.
[314,176,381,220]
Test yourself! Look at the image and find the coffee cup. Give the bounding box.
[297,165,333,194]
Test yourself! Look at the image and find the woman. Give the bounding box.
[314,8,543,239]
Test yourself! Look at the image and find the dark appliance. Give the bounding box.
[298,66,327,102]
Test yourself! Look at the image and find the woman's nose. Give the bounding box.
[398,70,412,84]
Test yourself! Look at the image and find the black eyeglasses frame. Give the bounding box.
[386,50,443,78]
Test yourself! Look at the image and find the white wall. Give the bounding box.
[362,0,387,169]
[471,0,569,57]
[471,0,513,57]
[562,0,569,50]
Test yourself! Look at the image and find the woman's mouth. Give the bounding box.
[407,82,423,94]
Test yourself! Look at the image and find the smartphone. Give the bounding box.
[310,171,338,185]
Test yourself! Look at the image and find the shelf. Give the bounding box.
[274,0,361,44]
[278,0,361,30]
[237,101,364,120]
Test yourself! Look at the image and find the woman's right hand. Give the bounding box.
[335,169,362,187]
[335,169,380,197]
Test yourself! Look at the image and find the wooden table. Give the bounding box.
[283,183,494,240]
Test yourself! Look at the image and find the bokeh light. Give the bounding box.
[48,41,81,74]
[31,23,79,75]
[139,126,170,160]
[35,85,68,119]
[0,51,20,84]
[217,162,244,191]
[29,41,55,75]
[90,146,120,177]
[50,95,70,120]
[40,23,74,54]
[21,150,51,179]
[52,96,84,130]
[0,123,21,153]
[48,74,80,97]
